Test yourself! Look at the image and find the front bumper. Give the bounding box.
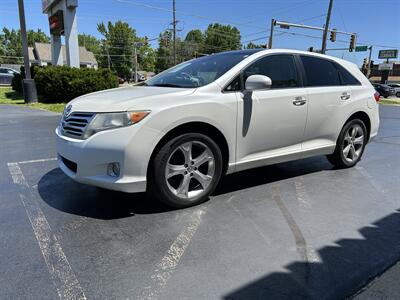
[55,125,159,193]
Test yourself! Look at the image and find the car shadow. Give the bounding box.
[38,156,334,220]
[223,209,400,300]
[37,168,176,219]
[215,155,333,196]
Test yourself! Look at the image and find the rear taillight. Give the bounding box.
[374,91,380,102]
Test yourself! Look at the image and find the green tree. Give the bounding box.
[78,33,101,55]
[155,31,173,72]
[136,36,156,72]
[202,23,241,54]
[97,21,155,77]
[0,28,50,63]
[245,42,265,49]
[184,29,204,57]
[27,29,50,46]
[97,21,136,78]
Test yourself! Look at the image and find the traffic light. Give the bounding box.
[329,29,336,42]
[363,58,368,68]
[308,46,314,52]
[349,34,356,52]
[144,36,149,46]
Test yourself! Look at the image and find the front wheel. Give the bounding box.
[327,119,367,168]
[149,133,223,208]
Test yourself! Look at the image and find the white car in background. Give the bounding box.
[56,49,379,208]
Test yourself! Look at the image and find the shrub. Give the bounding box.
[33,66,118,103]
[11,65,38,93]
[11,72,23,93]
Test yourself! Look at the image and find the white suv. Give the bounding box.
[56,49,380,208]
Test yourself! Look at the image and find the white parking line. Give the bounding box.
[7,162,86,300]
[17,157,58,165]
[138,207,206,300]
[294,176,312,209]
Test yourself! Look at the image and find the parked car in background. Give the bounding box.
[372,83,395,98]
[56,49,380,208]
[0,67,19,85]
[387,83,400,97]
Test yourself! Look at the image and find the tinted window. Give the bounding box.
[224,75,241,92]
[243,55,299,88]
[301,55,340,86]
[335,63,360,85]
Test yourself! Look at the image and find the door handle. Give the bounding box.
[341,92,351,100]
[293,96,306,106]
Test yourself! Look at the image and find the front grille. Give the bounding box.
[60,112,95,139]
[60,156,77,173]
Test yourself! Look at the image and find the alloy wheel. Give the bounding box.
[165,141,215,200]
[342,124,364,163]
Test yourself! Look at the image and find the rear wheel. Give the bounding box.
[327,119,367,168]
[149,133,223,208]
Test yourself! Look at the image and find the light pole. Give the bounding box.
[321,0,334,54]
[18,0,37,103]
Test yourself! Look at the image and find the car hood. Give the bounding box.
[69,85,196,112]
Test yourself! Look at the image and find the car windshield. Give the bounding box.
[146,50,260,88]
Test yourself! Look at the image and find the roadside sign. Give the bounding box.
[42,0,58,12]
[378,49,398,59]
[378,63,394,71]
[355,46,368,52]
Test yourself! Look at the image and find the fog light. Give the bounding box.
[107,162,120,177]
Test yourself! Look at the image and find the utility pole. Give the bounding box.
[103,41,110,70]
[18,0,37,103]
[268,19,276,49]
[172,0,177,65]
[321,0,334,54]
[366,46,373,78]
[134,45,138,83]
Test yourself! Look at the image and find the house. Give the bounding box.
[368,61,400,84]
[28,42,97,69]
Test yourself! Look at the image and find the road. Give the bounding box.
[0,104,399,299]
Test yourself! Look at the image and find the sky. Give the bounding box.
[1,0,399,66]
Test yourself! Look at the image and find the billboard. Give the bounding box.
[378,50,398,59]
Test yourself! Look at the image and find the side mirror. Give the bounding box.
[245,75,272,91]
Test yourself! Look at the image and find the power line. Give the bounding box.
[114,0,265,29]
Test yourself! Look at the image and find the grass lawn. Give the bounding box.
[380,98,400,105]
[0,86,65,113]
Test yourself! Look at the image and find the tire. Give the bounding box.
[149,133,223,208]
[396,92,400,98]
[326,119,367,169]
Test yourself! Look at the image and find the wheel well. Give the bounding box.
[345,111,371,140]
[147,122,230,178]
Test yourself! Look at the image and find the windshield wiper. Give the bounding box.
[150,83,186,88]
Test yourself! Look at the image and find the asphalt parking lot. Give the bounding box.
[1,104,399,300]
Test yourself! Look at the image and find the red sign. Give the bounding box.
[49,10,64,35]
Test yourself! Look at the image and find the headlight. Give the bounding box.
[84,111,150,139]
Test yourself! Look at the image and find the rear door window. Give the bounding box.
[334,63,361,85]
[300,55,340,87]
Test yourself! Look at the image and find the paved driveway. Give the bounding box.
[0,104,399,299]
